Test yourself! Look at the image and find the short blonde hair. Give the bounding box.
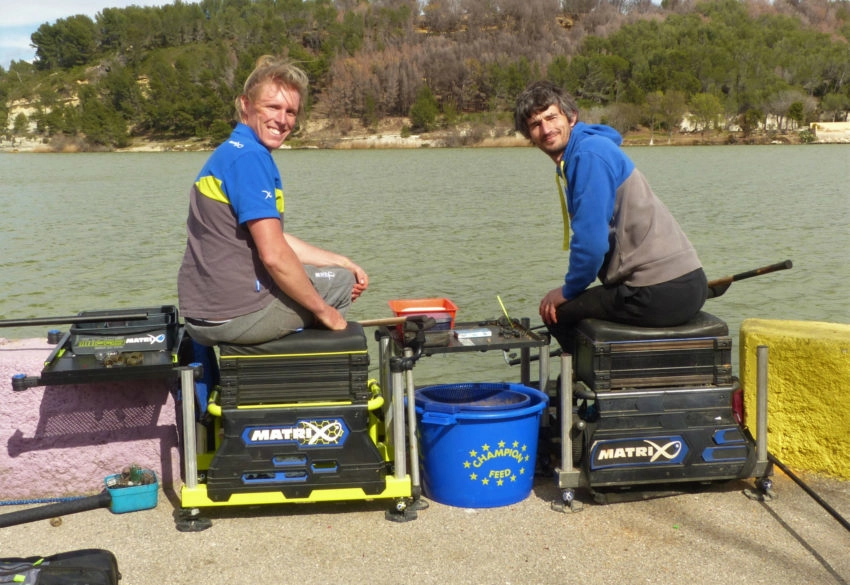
[236,56,309,121]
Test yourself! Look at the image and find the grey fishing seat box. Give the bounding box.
[217,322,371,407]
[574,311,732,391]
[207,323,386,501]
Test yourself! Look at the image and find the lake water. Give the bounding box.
[1,145,847,384]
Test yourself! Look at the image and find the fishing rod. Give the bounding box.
[0,312,150,329]
[706,259,793,299]
[767,453,850,533]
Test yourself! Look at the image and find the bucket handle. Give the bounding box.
[421,411,457,426]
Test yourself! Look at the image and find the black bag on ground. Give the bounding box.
[0,549,120,584]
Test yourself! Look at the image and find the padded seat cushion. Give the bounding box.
[219,322,366,357]
[575,311,728,342]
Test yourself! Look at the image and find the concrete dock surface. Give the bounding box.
[1,470,848,584]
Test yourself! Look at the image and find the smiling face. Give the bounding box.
[525,104,577,162]
[240,81,301,150]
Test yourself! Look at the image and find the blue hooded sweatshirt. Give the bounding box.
[558,122,635,299]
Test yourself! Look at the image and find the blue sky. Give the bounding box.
[0,1,177,70]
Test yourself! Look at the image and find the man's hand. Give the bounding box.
[282,232,369,303]
[315,306,348,331]
[349,263,369,301]
[539,287,567,325]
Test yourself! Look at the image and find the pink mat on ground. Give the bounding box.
[0,338,181,500]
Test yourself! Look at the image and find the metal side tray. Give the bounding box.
[416,320,551,392]
[11,306,182,390]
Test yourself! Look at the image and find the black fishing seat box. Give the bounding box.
[578,379,757,487]
[574,311,732,391]
[217,323,371,407]
[565,312,757,491]
[206,323,386,501]
[205,401,387,501]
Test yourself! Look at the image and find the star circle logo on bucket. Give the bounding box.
[463,439,530,487]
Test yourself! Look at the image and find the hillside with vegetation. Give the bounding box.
[1,0,848,151]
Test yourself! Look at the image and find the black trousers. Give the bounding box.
[547,268,708,354]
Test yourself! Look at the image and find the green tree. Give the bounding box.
[0,75,8,133]
[98,8,130,52]
[738,108,762,140]
[821,93,850,122]
[644,90,664,144]
[486,57,537,110]
[78,85,129,147]
[339,10,365,56]
[570,46,631,104]
[788,101,805,129]
[35,106,64,136]
[101,66,143,118]
[13,112,29,136]
[605,102,642,135]
[661,90,687,144]
[547,56,579,95]
[362,94,379,130]
[689,93,724,139]
[208,120,234,146]
[409,85,438,132]
[31,15,98,69]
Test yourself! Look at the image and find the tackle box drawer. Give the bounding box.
[218,323,370,406]
[575,331,732,391]
[578,380,758,487]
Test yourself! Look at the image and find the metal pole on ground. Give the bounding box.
[560,354,573,472]
[404,347,421,496]
[180,366,199,491]
[390,361,407,481]
[756,345,769,471]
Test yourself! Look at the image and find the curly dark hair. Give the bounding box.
[514,81,579,139]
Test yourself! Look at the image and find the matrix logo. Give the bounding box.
[241,418,348,448]
[589,436,688,470]
[126,333,166,345]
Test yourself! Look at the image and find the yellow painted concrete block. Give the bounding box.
[740,319,850,480]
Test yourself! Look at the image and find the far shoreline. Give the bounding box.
[2,123,845,154]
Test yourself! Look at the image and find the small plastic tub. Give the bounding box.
[104,470,159,514]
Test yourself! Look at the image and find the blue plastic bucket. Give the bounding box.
[415,383,548,508]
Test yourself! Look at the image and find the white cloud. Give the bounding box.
[0,26,39,69]
[0,0,178,69]
[1,1,178,27]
